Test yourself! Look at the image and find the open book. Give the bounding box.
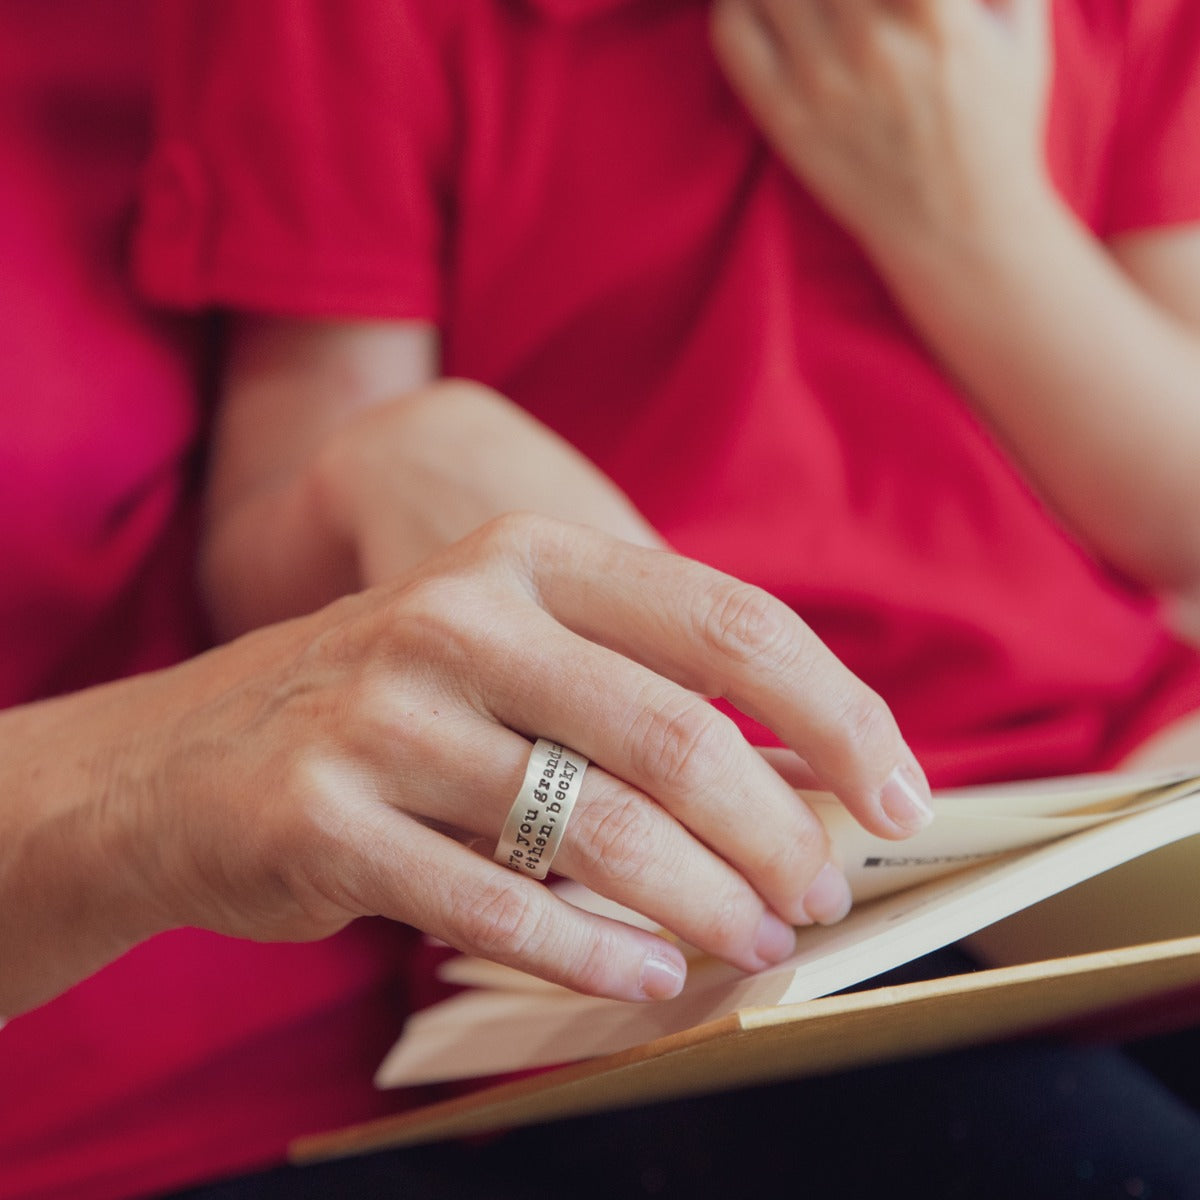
[292,766,1200,1162]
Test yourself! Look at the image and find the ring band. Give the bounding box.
[494,739,589,881]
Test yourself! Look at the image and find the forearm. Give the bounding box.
[200,462,360,639]
[202,318,438,639]
[710,1,1200,592]
[0,685,175,1015]
[870,193,1200,591]
[205,318,664,641]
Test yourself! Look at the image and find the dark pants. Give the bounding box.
[170,951,1200,1200]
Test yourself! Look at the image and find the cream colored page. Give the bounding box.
[376,955,793,1089]
[968,833,1200,965]
[439,768,1200,990]
[815,768,1199,902]
[379,781,1200,1088]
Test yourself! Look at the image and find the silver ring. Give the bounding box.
[494,739,589,880]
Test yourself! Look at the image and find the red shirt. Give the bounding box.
[0,5,423,1197]
[138,0,1200,789]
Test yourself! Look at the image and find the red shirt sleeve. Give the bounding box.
[134,0,456,320]
[1103,0,1200,235]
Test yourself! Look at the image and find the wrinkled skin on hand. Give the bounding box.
[2,516,929,1015]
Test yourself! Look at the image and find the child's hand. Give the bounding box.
[312,379,666,587]
[203,317,666,636]
[710,0,1053,258]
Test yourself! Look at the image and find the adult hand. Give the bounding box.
[2,516,930,1015]
[710,0,1053,257]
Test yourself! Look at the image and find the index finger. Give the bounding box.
[510,518,933,839]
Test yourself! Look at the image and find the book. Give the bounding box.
[291,765,1200,1164]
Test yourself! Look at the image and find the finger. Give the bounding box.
[753,0,836,62]
[516,519,933,840]
[549,767,804,964]
[332,808,691,1003]
[710,0,796,137]
[755,746,821,790]
[711,0,788,92]
[757,0,889,75]
[478,616,850,929]
[385,712,805,968]
[887,0,949,30]
[1006,0,1052,60]
[712,0,836,116]
[360,530,852,936]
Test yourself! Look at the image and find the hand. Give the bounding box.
[2,516,931,1014]
[710,0,1053,257]
[312,378,666,587]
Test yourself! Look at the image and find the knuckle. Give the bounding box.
[238,754,367,923]
[702,582,801,671]
[475,510,556,564]
[701,888,760,959]
[829,684,897,759]
[758,819,827,891]
[452,511,567,608]
[569,786,665,886]
[435,376,504,408]
[452,874,543,961]
[385,571,472,631]
[565,928,627,997]
[260,753,352,869]
[626,692,734,795]
[379,574,506,674]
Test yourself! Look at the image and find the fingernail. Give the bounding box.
[880,764,934,834]
[801,863,853,925]
[754,911,797,966]
[639,951,686,1001]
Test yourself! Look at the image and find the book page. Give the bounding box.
[377,774,1200,1088]
[968,833,1200,965]
[438,767,1200,991]
[815,767,1198,902]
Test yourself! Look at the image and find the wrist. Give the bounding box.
[200,446,363,638]
[865,176,1077,314]
[0,687,178,1013]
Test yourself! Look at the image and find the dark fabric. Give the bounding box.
[168,948,1200,1200]
[168,1035,1200,1200]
